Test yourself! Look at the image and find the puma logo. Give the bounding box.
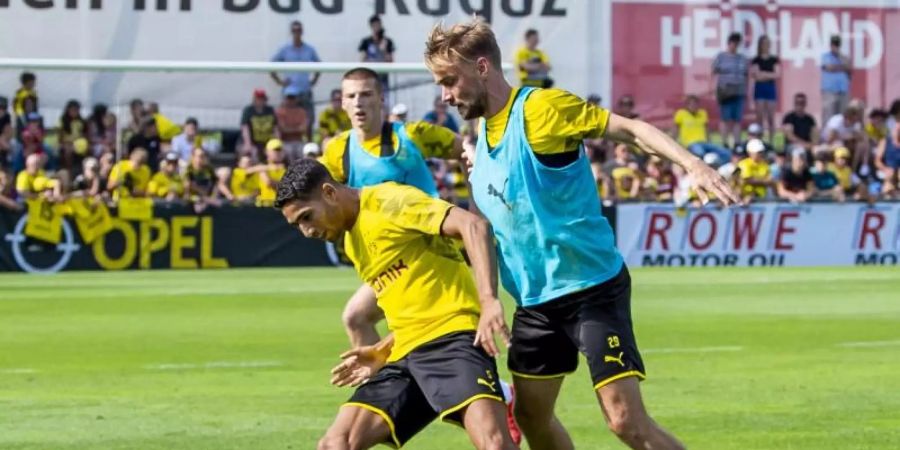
[487,178,511,211]
[604,352,625,367]
[477,378,497,393]
[477,370,497,393]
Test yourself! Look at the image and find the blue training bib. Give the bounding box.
[470,87,623,307]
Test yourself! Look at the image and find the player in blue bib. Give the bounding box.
[426,20,740,450]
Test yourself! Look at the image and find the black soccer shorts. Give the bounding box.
[508,265,646,390]
[344,331,505,448]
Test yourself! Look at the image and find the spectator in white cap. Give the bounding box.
[737,138,773,202]
[734,123,774,156]
[302,142,321,158]
[389,103,408,123]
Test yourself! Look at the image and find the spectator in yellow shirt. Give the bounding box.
[611,164,642,201]
[16,153,61,200]
[108,148,151,199]
[865,109,888,143]
[256,139,287,206]
[230,155,259,203]
[318,89,351,143]
[148,152,185,201]
[737,139,773,202]
[147,102,182,143]
[672,95,731,163]
[13,72,37,119]
[515,29,552,88]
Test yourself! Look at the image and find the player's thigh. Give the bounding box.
[343,284,383,323]
[567,266,646,391]
[459,398,514,446]
[511,375,565,423]
[321,404,392,449]
[406,331,505,426]
[344,363,438,448]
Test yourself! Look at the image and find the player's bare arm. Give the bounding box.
[605,113,742,206]
[440,207,511,357]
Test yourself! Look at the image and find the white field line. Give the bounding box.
[0,368,38,374]
[144,360,285,371]
[836,340,900,348]
[643,346,744,354]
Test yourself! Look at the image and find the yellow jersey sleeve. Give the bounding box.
[109,161,127,183]
[404,121,457,159]
[15,172,32,192]
[524,89,611,155]
[321,132,350,183]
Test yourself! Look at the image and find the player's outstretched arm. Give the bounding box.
[605,113,742,206]
[330,334,394,388]
[440,207,511,357]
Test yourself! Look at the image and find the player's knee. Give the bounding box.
[513,400,551,429]
[605,407,649,442]
[473,430,513,450]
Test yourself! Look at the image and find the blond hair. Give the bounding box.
[424,19,502,70]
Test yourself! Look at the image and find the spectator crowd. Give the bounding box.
[2,25,899,217]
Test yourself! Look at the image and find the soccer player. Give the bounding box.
[322,67,524,443]
[424,20,741,450]
[320,67,467,347]
[275,159,516,450]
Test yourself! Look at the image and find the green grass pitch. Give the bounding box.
[2,267,899,449]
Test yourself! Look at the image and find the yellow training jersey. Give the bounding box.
[147,172,185,198]
[515,47,550,87]
[256,165,286,205]
[109,161,151,200]
[484,88,610,155]
[738,158,770,198]
[321,121,456,183]
[344,182,480,361]
[15,170,54,195]
[230,168,259,199]
[318,107,351,138]
[673,108,709,146]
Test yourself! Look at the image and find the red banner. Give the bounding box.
[611,0,900,127]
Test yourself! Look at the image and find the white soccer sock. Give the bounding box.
[500,379,513,404]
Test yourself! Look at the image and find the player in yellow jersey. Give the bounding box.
[275,159,516,449]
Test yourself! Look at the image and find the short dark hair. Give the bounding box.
[794,92,807,100]
[342,67,383,93]
[20,72,35,84]
[330,88,342,98]
[274,159,334,208]
[291,20,302,29]
[369,15,381,25]
[830,34,841,46]
[130,98,143,109]
[525,29,538,38]
[889,99,900,116]
[185,117,199,127]
[140,115,156,130]
[868,109,888,120]
[728,32,742,44]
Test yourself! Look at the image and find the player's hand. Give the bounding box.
[330,345,387,388]
[687,159,742,206]
[474,298,511,357]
